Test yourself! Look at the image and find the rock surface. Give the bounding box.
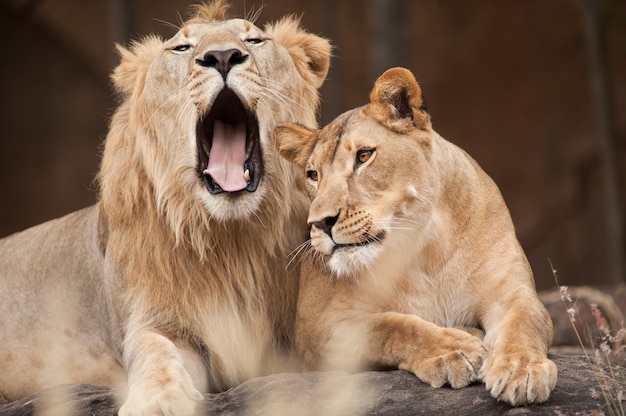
[0,355,620,415]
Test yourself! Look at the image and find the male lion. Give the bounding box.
[0,1,330,414]
[274,67,557,406]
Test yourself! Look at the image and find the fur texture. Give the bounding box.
[274,67,556,406]
[0,2,330,415]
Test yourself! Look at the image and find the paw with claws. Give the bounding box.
[480,349,557,406]
[404,328,488,389]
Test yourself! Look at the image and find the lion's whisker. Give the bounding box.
[256,99,284,129]
[244,3,265,24]
[146,85,189,127]
[255,89,297,122]
[258,81,315,111]
[153,17,183,32]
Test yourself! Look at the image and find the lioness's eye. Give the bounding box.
[172,44,191,52]
[306,170,319,182]
[356,149,374,165]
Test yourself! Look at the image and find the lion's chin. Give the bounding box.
[196,88,263,195]
[197,184,267,222]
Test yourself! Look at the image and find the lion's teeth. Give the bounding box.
[243,169,250,182]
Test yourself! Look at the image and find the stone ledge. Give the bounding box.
[0,354,619,416]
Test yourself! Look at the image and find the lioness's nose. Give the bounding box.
[196,48,248,79]
[309,214,339,238]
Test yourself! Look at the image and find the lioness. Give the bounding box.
[0,1,330,415]
[274,67,557,406]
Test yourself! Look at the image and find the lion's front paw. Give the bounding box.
[404,328,488,389]
[119,366,204,416]
[480,351,557,406]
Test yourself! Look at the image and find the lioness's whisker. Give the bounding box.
[286,240,313,270]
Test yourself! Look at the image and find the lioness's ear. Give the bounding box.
[112,36,163,97]
[367,67,430,134]
[265,17,331,89]
[273,123,318,168]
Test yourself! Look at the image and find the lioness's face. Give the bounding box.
[140,19,316,220]
[274,68,435,277]
[300,110,436,277]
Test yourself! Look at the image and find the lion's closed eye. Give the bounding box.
[172,44,192,52]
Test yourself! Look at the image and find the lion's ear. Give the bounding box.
[112,36,163,96]
[367,67,430,134]
[265,17,331,89]
[273,123,318,168]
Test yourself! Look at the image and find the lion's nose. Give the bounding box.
[309,214,339,238]
[196,48,248,79]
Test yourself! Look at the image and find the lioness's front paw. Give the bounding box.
[480,351,557,406]
[119,368,204,416]
[403,328,488,389]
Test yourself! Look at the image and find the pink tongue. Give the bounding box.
[204,120,248,192]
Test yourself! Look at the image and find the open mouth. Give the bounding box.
[197,88,263,194]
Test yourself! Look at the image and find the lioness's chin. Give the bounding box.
[327,245,382,278]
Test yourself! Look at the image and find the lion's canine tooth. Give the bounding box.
[244,169,250,182]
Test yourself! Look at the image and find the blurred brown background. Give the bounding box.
[0,0,624,290]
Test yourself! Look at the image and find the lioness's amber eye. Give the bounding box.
[306,170,318,182]
[356,149,374,164]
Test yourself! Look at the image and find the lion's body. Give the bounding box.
[0,2,330,414]
[275,67,557,407]
[0,206,123,399]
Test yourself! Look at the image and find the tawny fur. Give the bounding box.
[0,2,330,415]
[274,67,557,407]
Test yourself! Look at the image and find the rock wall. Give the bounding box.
[1,0,624,289]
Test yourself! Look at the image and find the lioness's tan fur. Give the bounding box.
[274,67,556,406]
[0,2,330,414]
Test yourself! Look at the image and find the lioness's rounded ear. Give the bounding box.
[273,123,318,168]
[367,67,430,134]
[112,36,163,97]
[265,17,331,89]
